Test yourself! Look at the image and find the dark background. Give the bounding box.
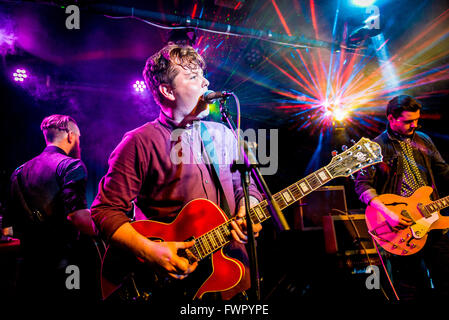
[1,0,449,303]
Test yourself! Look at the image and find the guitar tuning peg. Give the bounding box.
[350,174,355,180]
[341,145,348,151]
[359,169,366,176]
[331,150,338,157]
[350,139,356,145]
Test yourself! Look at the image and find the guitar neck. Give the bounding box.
[190,164,337,261]
[248,164,336,225]
[188,137,383,261]
[425,195,449,214]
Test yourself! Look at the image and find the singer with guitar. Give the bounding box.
[354,95,449,300]
[90,44,263,302]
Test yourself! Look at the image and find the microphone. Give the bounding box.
[202,90,233,103]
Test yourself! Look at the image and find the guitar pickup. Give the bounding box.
[417,203,431,218]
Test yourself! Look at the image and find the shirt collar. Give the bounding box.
[43,145,67,155]
[157,110,200,130]
[386,123,416,142]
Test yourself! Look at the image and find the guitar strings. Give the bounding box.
[193,147,374,259]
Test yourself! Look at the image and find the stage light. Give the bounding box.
[244,47,263,67]
[352,0,375,7]
[13,68,28,83]
[322,100,330,109]
[333,108,349,122]
[133,80,146,92]
[320,98,349,122]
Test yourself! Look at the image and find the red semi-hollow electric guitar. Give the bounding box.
[100,138,382,301]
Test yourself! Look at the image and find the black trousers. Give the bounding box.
[384,231,449,300]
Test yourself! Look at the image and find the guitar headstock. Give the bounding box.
[327,137,382,178]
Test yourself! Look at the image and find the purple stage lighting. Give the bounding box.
[133,80,146,92]
[13,68,27,83]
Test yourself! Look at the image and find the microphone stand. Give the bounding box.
[218,95,290,301]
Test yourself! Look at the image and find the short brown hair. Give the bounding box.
[40,114,77,143]
[386,95,422,118]
[142,44,205,107]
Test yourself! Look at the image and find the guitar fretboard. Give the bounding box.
[424,195,449,215]
[189,165,337,261]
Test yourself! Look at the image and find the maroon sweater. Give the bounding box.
[91,112,263,240]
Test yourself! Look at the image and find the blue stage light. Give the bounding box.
[352,0,375,7]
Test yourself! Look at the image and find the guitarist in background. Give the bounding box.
[1,114,98,301]
[354,95,449,300]
[90,44,263,301]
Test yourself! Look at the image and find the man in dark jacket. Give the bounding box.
[355,95,449,300]
[2,114,97,301]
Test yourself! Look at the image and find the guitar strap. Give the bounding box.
[200,122,252,299]
[199,122,232,219]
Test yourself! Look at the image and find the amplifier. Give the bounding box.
[322,213,376,256]
[293,185,348,231]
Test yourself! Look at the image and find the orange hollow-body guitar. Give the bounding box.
[100,138,382,301]
[366,186,449,256]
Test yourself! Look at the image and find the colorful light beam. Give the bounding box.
[268,2,449,137]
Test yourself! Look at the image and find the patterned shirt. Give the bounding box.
[399,138,426,196]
